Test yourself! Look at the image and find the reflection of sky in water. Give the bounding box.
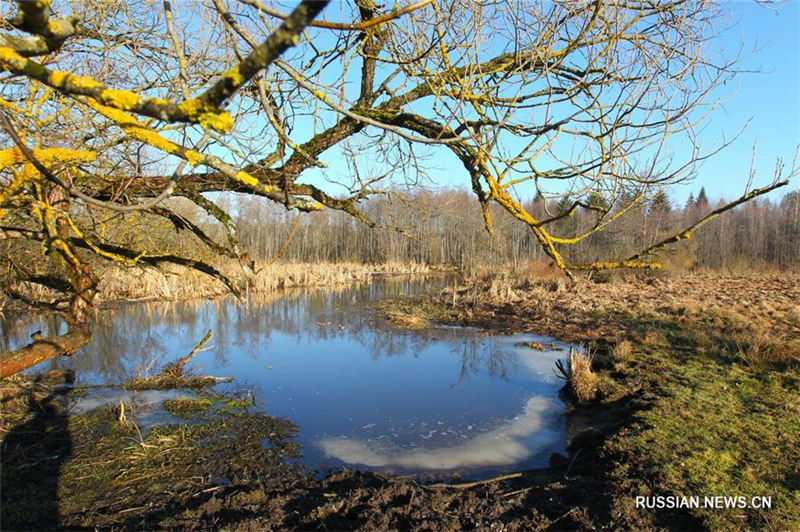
[1,276,571,478]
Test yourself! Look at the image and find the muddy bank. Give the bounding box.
[0,372,603,531]
[400,270,800,343]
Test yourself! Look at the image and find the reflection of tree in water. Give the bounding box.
[3,275,520,383]
[82,311,169,383]
[1,312,64,353]
[456,338,514,383]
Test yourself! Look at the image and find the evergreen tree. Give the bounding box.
[697,187,709,209]
[650,190,672,214]
[588,191,610,210]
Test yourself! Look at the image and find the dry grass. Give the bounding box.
[735,329,800,367]
[124,370,223,391]
[612,340,634,360]
[379,298,458,329]
[247,261,428,293]
[470,261,567,287]
[640,330,666,347]
[555,346,598,403]
[94,260,429,303]
[510,260,566,283]
[381,306,431,329]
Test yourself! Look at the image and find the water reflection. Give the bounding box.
[321,396,560,470]
[2,275,570,478]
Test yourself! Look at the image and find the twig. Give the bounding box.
[170,330,214,374]
[502,487,533,498]
[202,376,234,384]
[429,472,522,489]
[564,449,582,479]
[118,506,148,514]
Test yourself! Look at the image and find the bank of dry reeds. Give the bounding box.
[94,260,429,303]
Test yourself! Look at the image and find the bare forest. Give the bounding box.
[229,187,800,270]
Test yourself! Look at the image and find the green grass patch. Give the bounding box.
[163,395,216,417]
[378,297,460,329]
[163,395,252,418]
[599,311,800,530]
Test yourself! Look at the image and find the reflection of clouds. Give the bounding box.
[71,388,180,415]
[508,340,566,383]
[319,397,559,470]
[69,388,188,433]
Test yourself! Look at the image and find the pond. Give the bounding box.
[1,275,572,480]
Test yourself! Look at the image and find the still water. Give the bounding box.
[1,275,571,479]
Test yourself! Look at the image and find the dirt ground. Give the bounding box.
[1,271,798,530]
[436,270,800,341]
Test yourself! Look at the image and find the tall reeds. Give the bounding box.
[94,261,430,302]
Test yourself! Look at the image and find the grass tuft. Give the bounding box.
[555,346,599,403]
[612,340,634,360]
[735,329,800,368]
[379,298,459,329]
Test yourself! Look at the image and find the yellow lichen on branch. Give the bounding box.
[0,170,30,220]
[177,98,234,133]
[87,100,179,154]
[198,112,234,133]
[0,147,96,169]
[0,47,233,133]
[548,202,641,245]
[0,96,24,114]
[100,89,140,110]
[222,67,246,86]
[64,216,146,265]
[86,101,275,194]
[235,171,261,188]
[572,260,662,271]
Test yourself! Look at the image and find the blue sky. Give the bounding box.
[194,1,799,209]
[284,0,800,206]
[668,0,800,204]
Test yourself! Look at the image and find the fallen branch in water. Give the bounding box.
[0,326,91,379]
[166,329,214,375]
[124,330,231,390]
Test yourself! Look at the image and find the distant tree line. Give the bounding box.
[230,187,800,272]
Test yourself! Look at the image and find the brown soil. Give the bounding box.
[441,270,800,343]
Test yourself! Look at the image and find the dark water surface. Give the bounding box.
[1,275,571,479]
